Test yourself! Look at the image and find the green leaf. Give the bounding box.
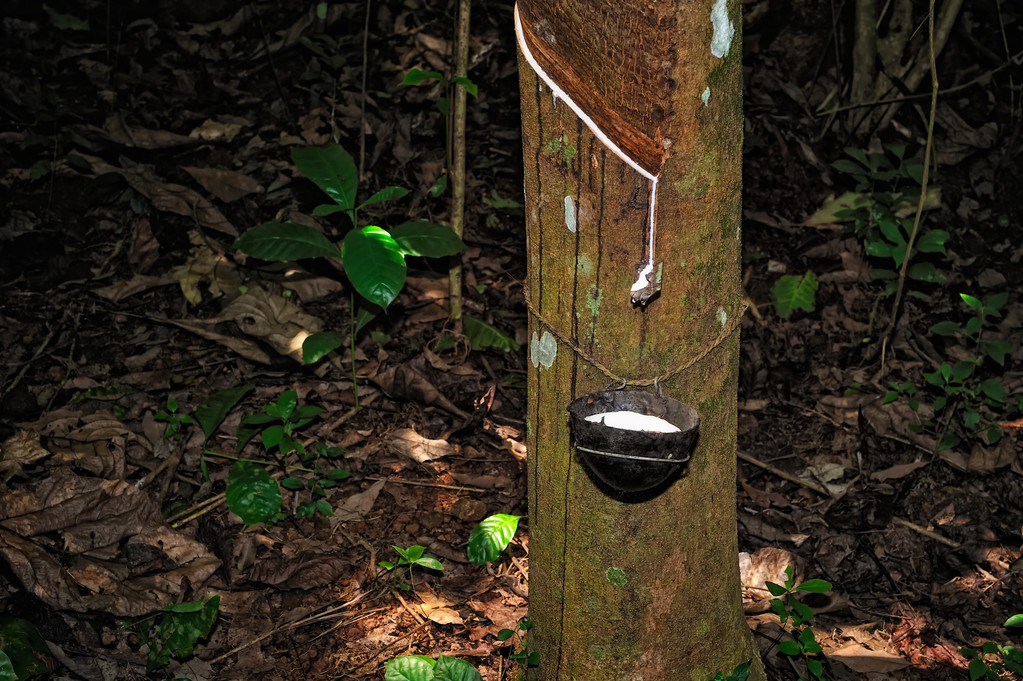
[0,651,13,681]
[234,222,341,261]
[981,379,1004,402]
[359,186,410,210]
[401,68,443,86]
[831,159,865,176]
[149,596,219,671]
[938,431,961,451]
[312,204,347,217]
[796,579,832,593]
[765,581,787,597]
[434,656,482,681]
[1005,614,1023,628]
[196,385,253,443]
[960,293,983,310]
[398,544,424,562]
[226,462,282,525]
[844,147,871,169]
[282,477,305,490]
[790,598,815,625]
[463,315,519,352]
[292,144,359,214]
[771,271,818,319]
[468,514,522,564]
[390,221,466,257]
[735,663,752,681]
[864,239,892,258]
[44,4,89,30]
[385,656,436,681]
[987,291,1008,311]
[430,173,448,197]
[0,616,49,679]
[984,340,1010,366]
[342,226,407,308]
[777,640,802,656]
[436,96,450,116]
[969,658,990,681]
[929,321,961,336]
[878,218,904,246]
[769,598,788,623]
[903,158,924,184]
[302,331,345,364]
[274,389,298,421]
[450,76,478,96]
[497,629,515,641]
[326,468,352,481]
[236,412,277,452]
[951,360,975,382]
[355,305,380,333]
[415,555,445,571]
[806,658,824,680]
[907,262,944,283]
[916,229,949,253]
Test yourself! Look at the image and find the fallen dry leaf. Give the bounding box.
[182,166,262,202]
[388,428,454,463]
[829,642,911,673]
[330,479,386,523]
[871,460,928,481]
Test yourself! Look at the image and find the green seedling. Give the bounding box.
[236,389,323,459]
[959,614,1023,681]
[134,596,220,672]
[498,619,540,674]
[153,385,253,480]
[154,395,194,441]
[804,144,946,299]
[766,566,832,681]
[897,292,1017,450]
[224,390,350,524]
[233,143,466,366]
[401,68,478,197]
[379,545,444,593]
[384,654,481,681]
[282,442,351,520]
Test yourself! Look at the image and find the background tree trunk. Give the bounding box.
[516,0,763,679]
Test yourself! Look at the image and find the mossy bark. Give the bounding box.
[517,0,763,679]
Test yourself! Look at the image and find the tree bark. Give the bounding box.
[516,0,763,679]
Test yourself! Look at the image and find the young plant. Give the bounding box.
[384,654,481,681]
[766,566,832,681]
[134,596,220,672]
[154,384,254,479]
[959,614,1023,681]
[232,143,466,363]
[400,68,478,197]
[803,144,946,300]
[223,390,350,524]
[379,545,444,592]
[498,619,540,671]
[908,292,1015,450]
[154,395,194,441]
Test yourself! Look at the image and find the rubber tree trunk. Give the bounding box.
[515,0,763,679]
